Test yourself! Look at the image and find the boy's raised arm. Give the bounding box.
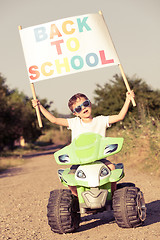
[108,90,135,125]
[31,99,69,127]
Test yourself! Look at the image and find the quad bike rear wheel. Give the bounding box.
[112,186,146,228]
[47,189,80,234]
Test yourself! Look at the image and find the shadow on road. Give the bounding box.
[0,167,23,178]
[78,211,115,232]
[144,200,160,226]
[22,144,65,159]
[76,200,160,232]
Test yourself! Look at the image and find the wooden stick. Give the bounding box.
[98,11,136,107]
[30,83,43,128]
[118,64,136,106]
[18,25,43,127]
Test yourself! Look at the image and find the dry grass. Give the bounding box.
[37,127,71,145]
[108,119,160,177]
[0,157,24,172]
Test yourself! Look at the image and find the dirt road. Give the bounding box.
[0,145,160,240]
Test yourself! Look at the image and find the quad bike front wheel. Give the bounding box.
[47,189,80,234]
[112,186,146,228]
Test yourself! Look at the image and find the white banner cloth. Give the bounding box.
[19,13,120,83]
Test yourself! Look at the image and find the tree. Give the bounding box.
[92,74,160,127]
[0,74,13,150]
[0,73,53,151]
[6,90,41,146]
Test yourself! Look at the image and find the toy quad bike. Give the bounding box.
[47,132,146,234]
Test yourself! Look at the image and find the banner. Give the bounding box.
[19,13,120,83]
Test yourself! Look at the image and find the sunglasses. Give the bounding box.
[73,100,91,113]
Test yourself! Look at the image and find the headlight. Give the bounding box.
[104,144,118,155]
[77,170,86,179]
[58,154,70,163]
[100,167,109,177]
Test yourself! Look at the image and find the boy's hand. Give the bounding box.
[126,90,135,101]
[31,99,40,108]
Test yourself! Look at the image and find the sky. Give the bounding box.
[0,0,160,114]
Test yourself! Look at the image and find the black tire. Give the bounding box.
[117,182,135,189]
[47,189,80,234]
[112,187,146,228]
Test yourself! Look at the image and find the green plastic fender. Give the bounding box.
[109,169,124,182]
[54,132,124,165]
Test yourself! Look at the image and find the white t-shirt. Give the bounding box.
[67,115,111,141]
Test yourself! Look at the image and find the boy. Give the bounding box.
[32,90,135,195]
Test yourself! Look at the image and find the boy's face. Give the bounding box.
[72,97,92,119]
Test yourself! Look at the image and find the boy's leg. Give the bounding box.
[68,165,79,196]
[68,186,78,196]
[102,159,117,196]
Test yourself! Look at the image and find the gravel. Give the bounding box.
[0,146,160,240]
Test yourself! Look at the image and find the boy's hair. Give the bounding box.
[68,93,88,112]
